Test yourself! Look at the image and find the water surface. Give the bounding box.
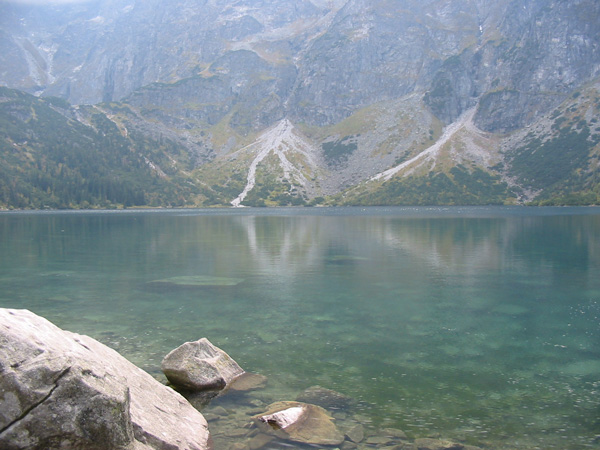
[1,206,599,449]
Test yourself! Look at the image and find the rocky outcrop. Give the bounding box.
[0,308,210,450]
[161,338,244,391]
[252,401,344,446]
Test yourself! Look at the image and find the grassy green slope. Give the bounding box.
[506,83,600,205]
[337,166,513,206]
[0,88,200,209]
[1,81,599,209]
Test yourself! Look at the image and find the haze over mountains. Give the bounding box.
[1,0,599,208]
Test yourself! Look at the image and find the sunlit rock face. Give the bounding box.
[0,308,211,450]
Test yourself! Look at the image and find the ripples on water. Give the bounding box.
[1,206,599,450]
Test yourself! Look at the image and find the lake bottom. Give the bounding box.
[0,207,599,450]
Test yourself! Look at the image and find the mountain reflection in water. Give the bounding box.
[1,207,599,450]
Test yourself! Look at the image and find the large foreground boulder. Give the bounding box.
[161,338,244,391]
[0,309,211,450]
[252,401,344,446]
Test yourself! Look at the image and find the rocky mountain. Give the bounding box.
[1,0,599,208]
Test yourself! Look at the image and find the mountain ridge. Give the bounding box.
[1,0,599,208]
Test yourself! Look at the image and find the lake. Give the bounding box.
[1,206,599,450]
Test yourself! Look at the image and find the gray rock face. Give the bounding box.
[3,0,598,127]
[161,338,244,391]
[427,0,600,131]
[125,49,296,133]
[0,308,210,450]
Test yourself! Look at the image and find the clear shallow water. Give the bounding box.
[1,206,599,450]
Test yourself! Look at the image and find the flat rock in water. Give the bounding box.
[345,423,365,443]
[228,372,267,391]
[149,275,244,287]
[296,385,353,409]
[252,401,344,446]
[247,433,274,450]
[492,303,529,316]
[414,438,465,450]
[0,308,210,450]
[326,255,369,264]
[162,337,245,391]
[382,427,408,439]
[366,435,393,445]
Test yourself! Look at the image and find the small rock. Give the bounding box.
[247,433,274,450]
[414,438,465,450]
[345,423,365,443]
[352,413,372,424]
[203,413,221,422]
[185,389,221,410]
[228,372,268,392]
[333,410,348,420]
[296,385,353,409]
[253,401,345,446]
[248,398,265,407]
[366,435,394,445]
[211,406,230,416]
[162,337,244,391]
[244,428,260,438]
[228,443,248,450]
[246,406,269,416]
[383,427,408,439]
[225,428,252,438]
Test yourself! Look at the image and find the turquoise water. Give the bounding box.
[1,207,599,449]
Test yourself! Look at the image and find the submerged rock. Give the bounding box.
[296,385,353,409]
[252,401,344,446]
[0,308,210,450]
[180,371,266,411]
[345,423,365,443]
[162,338,244,391]
[149,275,244,288]
[414,438,465,450]
[228,372,267,392]
[366,435,394,445]
[382,427,408,439]
[247,433,274,450]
